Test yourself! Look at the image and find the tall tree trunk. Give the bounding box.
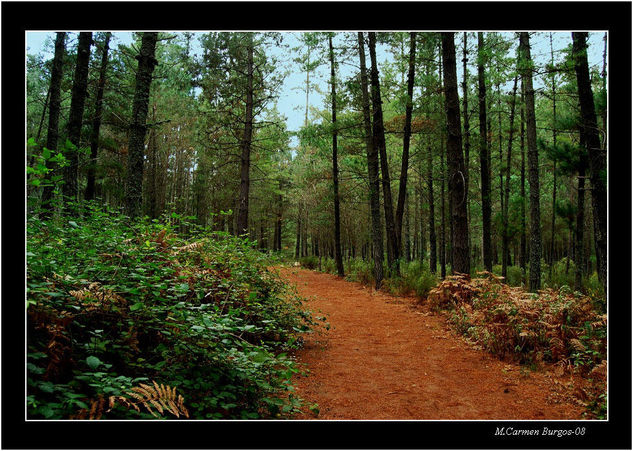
[497,83,504,235]
[63,32,92,202]
[295,215,301,259]
[275,182,283,252]
[41,32,66,215]
[519,88,527,276]
[461,32,471,259]
[519,32,542,292]
[404,193,411,262]
[328,34,344,277]
[477,32,492,271]
[440,135,446,279]
[395,32,417,255]
[125,32,158,219]
[575,163,586,291]
[368,32,399,276]
[572,32,607,295]
[358,32,384,289]
[439,44,447,279]
[427,144,437,274]
[441,32,470,275]
[85,32,111,201]
[502,76,518,278]
[236,34,255,236]
[548,33,558,278]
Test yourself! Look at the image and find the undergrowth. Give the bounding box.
[27,202,323,419]
[299,257,438,300]
[427,272,607,418]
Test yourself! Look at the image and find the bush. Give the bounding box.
[27,202,321,419]
[299,255,319,270]
[427,272,606,418]
[492,264,525,287]
[345,258,374,286]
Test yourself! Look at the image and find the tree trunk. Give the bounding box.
[63,32,92,202]
[125,32,158,218]
[572,32,607,295]
[395,32,417,255]
[519,32,542,292]
[369,32,399,276]
[85,32,111,201]
[548,33,558,278]
[519,87,527,277]
[502,76,518,278]
[477,32,492,272]
[462,32,471,259]
[41,32,66,215]
[236,34,254,236]
[295,216,301,259]
[427,144,437,274]
[329,34,344,277]
[358,32,384,289]
[575,165,586,291]
[441,32,470,275]
[440,135,446,279]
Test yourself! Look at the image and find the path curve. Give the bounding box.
[279,267,586,420]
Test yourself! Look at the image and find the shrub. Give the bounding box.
[345,259,374,286]
[299,255,319,270]
[492,264,525,287]
[427,271,606,417]
[27,202,321,419]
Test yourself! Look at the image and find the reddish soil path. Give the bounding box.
[278,267,586,420]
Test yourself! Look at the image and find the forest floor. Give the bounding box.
[277,266,587,420]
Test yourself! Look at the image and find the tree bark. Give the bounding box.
[502,76,518,278]
[236,34,255,236]
[358,32,384,288]
[41,32,66,215]
[519,32,542,292]
[477,32,493,271]
[427,143,437,274]
[519,87,527,276]
[462,32,471,258]
[85,32,111,201]
[369,32,399,276]
[548,33,558,278]
[63,32,92,202]
[328,34,344,277]
[441,32,470,275]
[572,32,607,295]
[575,164,586,291]
[395,32,417,255]
[125,32,158,218]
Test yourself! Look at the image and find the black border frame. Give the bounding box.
[6,1,631,449]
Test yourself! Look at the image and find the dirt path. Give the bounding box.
[278,267,586,420]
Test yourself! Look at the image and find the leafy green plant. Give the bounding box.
[27,202,323,419]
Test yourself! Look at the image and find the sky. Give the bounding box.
[26,31,606,147]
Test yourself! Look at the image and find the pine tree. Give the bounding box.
[518,32,542,292]
[85,32,111,201]
[63,32,92,202]
[125,32,158,218]
[441,32,470,275]
[40,32,66,215]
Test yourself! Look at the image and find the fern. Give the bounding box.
[108,381,189,418]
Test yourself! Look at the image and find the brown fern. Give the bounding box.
[108,381,189,418]
[70,395,106,420]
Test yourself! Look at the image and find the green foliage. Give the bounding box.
[492,264,524,287]
[27,202,322,419]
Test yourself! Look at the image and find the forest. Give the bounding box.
[26,31,607,421]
